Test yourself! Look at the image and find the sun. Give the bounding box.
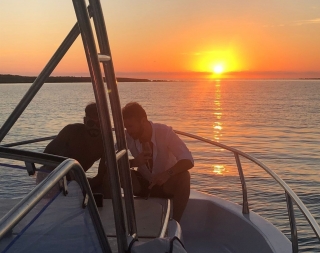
[213,65,224,74]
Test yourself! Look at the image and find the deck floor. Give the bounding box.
[0,197,166,252]
[0,190,291,253]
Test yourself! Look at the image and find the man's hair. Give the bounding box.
[85,102,98,118]
[122,102,147,120]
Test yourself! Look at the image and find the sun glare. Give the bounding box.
[213,65,224,74]
[190,48,243,79]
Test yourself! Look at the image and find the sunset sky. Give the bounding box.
[1,0,320,80]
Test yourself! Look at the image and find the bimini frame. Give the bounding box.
[0,0,136,252]
[1,1,320,253]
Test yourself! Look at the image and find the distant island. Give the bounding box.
[299,78,320,80]
[0,74,168,83]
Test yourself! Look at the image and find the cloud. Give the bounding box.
[180,51,215,56]
[264,18,320,28]
[293,18,320,26]
[224,70,320,79]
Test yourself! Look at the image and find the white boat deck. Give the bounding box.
[180,191,291,253]
[0,195,168,252]
[0,188,291,253]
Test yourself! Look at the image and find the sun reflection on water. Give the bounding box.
[211,80,228,174]
[213,80,223,142]
[212,165,228,175]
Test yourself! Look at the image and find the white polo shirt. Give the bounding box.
[126,121,194,181]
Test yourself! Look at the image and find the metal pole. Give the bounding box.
[89,0,137,237]
[286,192,299,253]
[234,153,249,214]
[0,24,80,143]
[2,135,56,147]
[71,0,127,252]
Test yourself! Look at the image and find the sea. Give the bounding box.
[0,80,320,252]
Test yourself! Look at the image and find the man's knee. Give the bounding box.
[173,170,190,187]
[179,171,190,195]
[181,170,190,182]
[164,170,190,194]
[130,170,144,196]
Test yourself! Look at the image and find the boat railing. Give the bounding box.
[1,136,57,148]
[174,130,320,253]
[2,130,320,252]
[0,1,137,251]
[0,146,112,253]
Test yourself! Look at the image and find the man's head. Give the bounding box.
[84,102,100,137]
[122,102,148,140]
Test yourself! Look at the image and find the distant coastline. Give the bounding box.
[0,74,168,83]
[298,78,320,80]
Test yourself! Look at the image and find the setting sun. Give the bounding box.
[213,65,224,74]
[188,47,244,80]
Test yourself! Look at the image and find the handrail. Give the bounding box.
[0,155,112,253]
[2,130,319,249]
[89,0,137,237]
[72,1,128,252]
[1,136,56,148]
[0,21,80,143]
[0,146,66,167]
[159,199,171,238]
[0,1,134,252]
[174,130,320,250]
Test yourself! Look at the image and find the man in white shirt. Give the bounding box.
[122,102,194,222]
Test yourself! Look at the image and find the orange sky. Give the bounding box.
[1,0,320,80]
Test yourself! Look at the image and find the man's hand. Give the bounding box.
[149,171,171,189]
[131,151,152,167]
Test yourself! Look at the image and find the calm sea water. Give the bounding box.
[1,80,320,251]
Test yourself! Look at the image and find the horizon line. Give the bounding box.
[1,71,320,81]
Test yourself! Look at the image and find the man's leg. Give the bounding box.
[162,170,190,222]
[130,169,142,195]
[130,170,151,197]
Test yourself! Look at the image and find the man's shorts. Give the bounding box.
[131,170,173,199]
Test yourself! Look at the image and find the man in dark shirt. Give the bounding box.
[38,102,109,196]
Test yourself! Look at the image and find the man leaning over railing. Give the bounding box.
[36,102,110,199]
[122,102,194,222]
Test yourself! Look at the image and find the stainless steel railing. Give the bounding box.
[1,136,57,148]
[174,130,320,253]
[0,148,112,253]
[0,1,137,251]
[88,0,137,238]
[72,1,136,252]
[2,129,320,253]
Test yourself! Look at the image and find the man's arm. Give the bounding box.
[167,128,194,167]
[125,131,151,168]
[41,125,74,173]
[166,159,193,177]
[129,158,137,168]
[166,127,194,175]
[149,127,194,188]
[149,159,193,188]
[129,152,151,168]
[44,125,72,156]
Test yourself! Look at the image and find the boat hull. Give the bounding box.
[180,190,291,253]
